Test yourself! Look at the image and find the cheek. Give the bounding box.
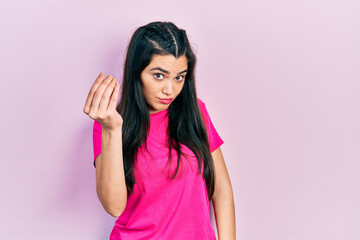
[142,82,161,101]
[141,75,154,95]
[141,85,152,103]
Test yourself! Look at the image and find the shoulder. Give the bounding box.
[197,97,206,110]
[196,97,209,121]
[197,97,205,105]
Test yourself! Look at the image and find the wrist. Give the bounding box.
[102,125,123,135]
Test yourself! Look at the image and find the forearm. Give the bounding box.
[96,127,127,217]
[212,186,236,240]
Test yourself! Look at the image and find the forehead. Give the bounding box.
[147,54,187,71]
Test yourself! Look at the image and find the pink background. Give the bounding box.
[1,0,359,239]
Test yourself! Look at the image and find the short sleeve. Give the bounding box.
[93,120,102,168]
[197,98,224,153]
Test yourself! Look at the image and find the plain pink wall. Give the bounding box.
[1,0,359,239]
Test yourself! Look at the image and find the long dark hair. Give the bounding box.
[116,21,215,200]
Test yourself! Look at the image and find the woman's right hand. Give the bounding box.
[83,72,123,131]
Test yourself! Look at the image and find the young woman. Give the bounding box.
[83,21,235,240]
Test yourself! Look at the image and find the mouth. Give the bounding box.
[158,98,173,100]
[157,97,173,104]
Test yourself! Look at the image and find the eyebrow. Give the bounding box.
[150,67,187,75]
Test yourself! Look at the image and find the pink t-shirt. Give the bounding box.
[93,98,224,240]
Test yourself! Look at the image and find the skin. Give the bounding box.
[140,54,187,114]
[140,54,236,239]
[83,74,127,217]
[211,147,236,239]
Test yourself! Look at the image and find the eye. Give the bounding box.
[176,75,185,81]
[153,73,164,80]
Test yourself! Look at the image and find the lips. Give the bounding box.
[159,98,173,101]
[158,98,173,104]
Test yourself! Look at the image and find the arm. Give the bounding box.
[211,147,236,240]
[85,73,127,218]
[95,126,127,218]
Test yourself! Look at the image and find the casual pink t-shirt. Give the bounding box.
[93,98,224,240]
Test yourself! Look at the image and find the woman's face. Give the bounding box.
[140,54,188,114]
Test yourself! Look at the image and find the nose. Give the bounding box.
[162,80,174,95]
